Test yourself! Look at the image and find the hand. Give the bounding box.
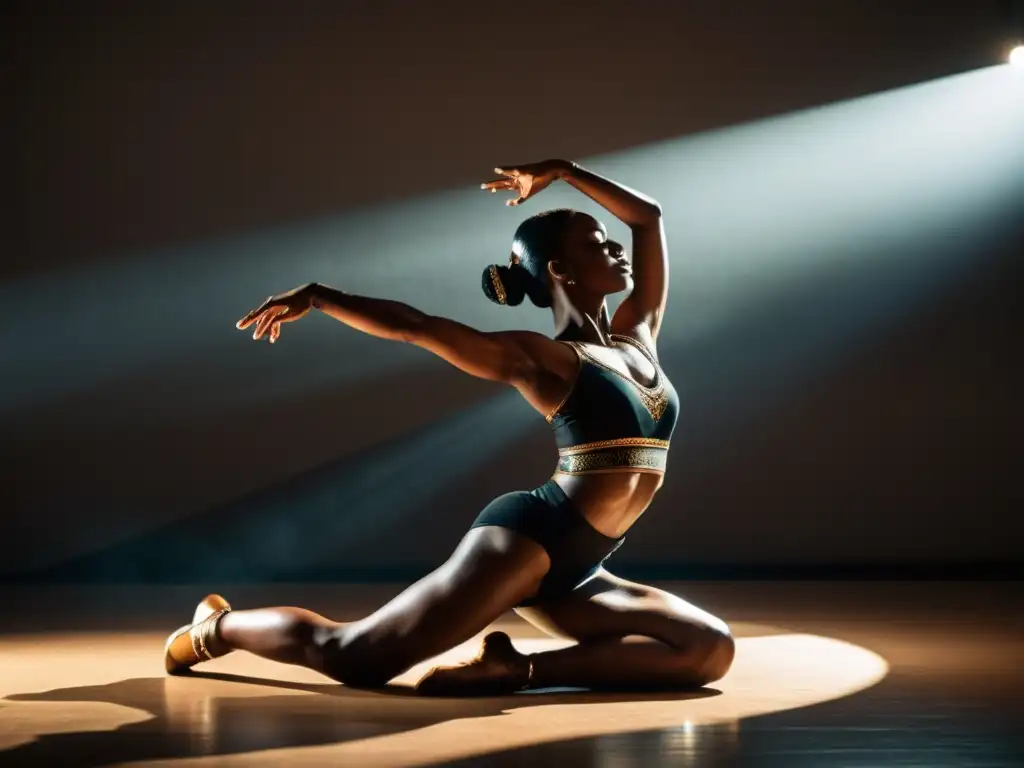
[235,283,317,344]
[480,159,569,207]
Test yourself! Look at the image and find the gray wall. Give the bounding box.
[4,0,1021,579]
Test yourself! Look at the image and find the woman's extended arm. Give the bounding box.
[235,282,421,345]
[236,283,538,383]
[309,284,424,342]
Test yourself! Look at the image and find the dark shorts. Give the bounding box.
[470,478,625,606]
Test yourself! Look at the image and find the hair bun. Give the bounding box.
[481,263,526,306]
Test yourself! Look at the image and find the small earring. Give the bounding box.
[567,279,575,286]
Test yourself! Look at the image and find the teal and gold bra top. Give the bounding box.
[546,334,679,477]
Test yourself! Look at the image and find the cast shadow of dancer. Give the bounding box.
[1,674,720,767]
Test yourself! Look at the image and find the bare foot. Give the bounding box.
[416,631,531,696]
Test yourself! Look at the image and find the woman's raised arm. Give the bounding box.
[483,159,669,340]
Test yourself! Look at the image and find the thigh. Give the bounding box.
[333,525,551,680]
[515,567,731,650]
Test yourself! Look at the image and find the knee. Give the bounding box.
[661,620,734,687]
[691,624,735,685]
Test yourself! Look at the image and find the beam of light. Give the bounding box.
[581,65,1024,460]
[4,64,1021,574]
[3,66,1020,427]
[32,391,538,580]
[0,188,527,425]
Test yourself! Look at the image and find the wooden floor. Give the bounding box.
[0,581,1020,767]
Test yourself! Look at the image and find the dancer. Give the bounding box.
[165,158,734,694]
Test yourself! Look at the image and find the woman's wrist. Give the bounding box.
[554,158,579,179]
[308,282,335,310]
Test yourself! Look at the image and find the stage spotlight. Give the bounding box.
[1010,44,1024,67]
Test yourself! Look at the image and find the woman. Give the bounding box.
[164,158,735,694]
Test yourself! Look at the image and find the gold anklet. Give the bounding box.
[520,655,535,691]
[192,610,227,662]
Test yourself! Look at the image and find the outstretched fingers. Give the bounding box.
[236,297,276,330]
[245,305,288,341]
[481,167,527,206]
[235,309,261,330]
[252,310,273,340]
[480,177,518,194]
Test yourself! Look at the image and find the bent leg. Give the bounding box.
[515,569,735,689]
[214,526,550,686]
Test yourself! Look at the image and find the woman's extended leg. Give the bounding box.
[184,525,551,688]
[515,568,735,689]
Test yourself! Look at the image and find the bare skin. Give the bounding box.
[209,159,734,694]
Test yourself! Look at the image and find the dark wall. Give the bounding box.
[4,0,1021,579]
[8,0,1013,276]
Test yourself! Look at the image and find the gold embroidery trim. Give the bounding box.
[556,444,669,475]
[606,334,662,390]
[545,342,584,423]
[489,265,507,305]
[555,466,666,477]
[558,437,670,455]
[573,336,669,421]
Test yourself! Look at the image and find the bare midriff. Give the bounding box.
[551,470,665,539]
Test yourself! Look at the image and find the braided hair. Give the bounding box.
[481,209,580,308]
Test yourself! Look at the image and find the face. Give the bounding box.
[551,214,632,295]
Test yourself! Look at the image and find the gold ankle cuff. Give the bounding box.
[519,655,535,691]
[165,603,231,675]
[192,610,228,662]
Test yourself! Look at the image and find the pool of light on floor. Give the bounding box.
[0,622,888,766]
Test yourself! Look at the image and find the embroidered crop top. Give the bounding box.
[546,334,680,476]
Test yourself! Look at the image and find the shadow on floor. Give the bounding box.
[2,672,719,767]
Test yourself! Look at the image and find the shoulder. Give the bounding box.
[490,329,579,383]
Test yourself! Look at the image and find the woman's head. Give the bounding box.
[482,209,631,308]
